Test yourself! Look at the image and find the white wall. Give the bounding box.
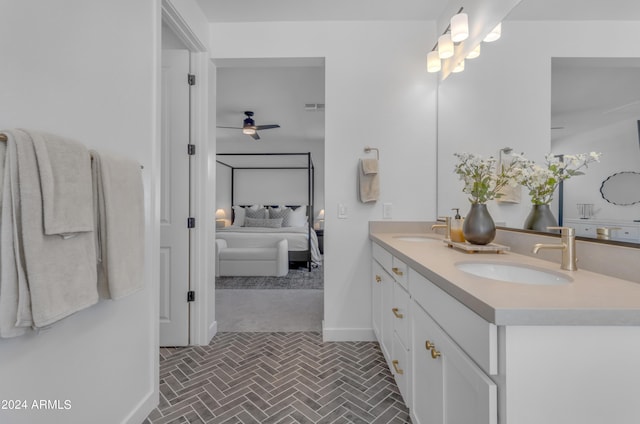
[437,20,640,228]
[0,1,159,423]
[210,21,438,340]
[555,119,640,221]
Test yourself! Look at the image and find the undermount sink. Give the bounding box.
[393,235,440,242]
[455,261,572,285]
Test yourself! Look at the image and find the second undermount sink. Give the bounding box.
[393,235,441,242]
[455,261,572,285]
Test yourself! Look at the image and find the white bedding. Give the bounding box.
[216,225,322,264]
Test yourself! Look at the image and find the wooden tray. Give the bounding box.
[443,239,510,254]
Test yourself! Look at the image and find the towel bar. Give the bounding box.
[364,146,379,160]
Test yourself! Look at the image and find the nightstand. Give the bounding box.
[316,229,324,254]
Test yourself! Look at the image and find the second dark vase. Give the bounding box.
[462,203,496,245]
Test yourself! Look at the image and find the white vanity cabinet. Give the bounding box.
[371,233,640,424]
[372,243,412,406]
[565,218,640,242]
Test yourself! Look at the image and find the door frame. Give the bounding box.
[162,0,214,345]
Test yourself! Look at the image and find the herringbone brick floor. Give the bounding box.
[144,332,411,424]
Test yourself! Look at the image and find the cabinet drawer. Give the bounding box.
[611,226,639,242]
[410,269,497,375]
[392,281,410,349]
[392,331,410,407]
[372,243,393,273]
[391,256,408,290]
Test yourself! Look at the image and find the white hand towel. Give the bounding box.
[30,131,94,235]
[358,158,380,203]
[13,129,98,328]
[361,158,378,175]
[91,150,145,300]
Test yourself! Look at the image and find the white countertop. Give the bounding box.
[370,230,640,326]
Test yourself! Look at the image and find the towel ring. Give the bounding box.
[364,146,379,160]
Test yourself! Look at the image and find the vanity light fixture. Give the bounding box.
[427,50,442,72]
[483,22,502,42]
[450,12,469,43]
[438,34,454,59]
[452,59,465,73]
[466,44,481,59]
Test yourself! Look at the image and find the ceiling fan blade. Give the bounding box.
[250,132,260,141]
[216,126,243,129]
[255,124,280,130]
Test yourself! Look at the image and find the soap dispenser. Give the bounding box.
[450,208,465,243]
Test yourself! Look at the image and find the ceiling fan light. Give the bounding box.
[438,34,454,59]
[427,50,441,73]
[451,13,469,43]
[466,44,481,59]
[483,22,502,42]
[242,127,256,135]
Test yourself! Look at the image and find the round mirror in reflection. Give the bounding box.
[600,171,640,206]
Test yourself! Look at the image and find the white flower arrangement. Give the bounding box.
[519,152,601,205]
[453,152,526,204]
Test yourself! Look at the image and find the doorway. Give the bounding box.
[213,59,326,332]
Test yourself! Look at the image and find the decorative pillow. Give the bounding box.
[244,217,283,228]
[287,206,307,227]
[245,207,267,220]
[268,207,291,222]
[231,205,246,226]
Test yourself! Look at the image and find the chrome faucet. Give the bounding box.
[431,217,451,240]
[532,226,577,271]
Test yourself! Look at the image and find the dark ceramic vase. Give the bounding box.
[462,203,496,245]
[523,204,558,232]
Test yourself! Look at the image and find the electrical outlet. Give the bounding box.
[338,203,348,219]
[383,203,392,219]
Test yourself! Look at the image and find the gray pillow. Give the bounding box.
[245,207,267,220]
[244,217,283,228]
[268,207,291,222]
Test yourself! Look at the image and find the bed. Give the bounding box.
[216,153,321,271]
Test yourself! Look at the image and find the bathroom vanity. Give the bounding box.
[370,223,640,424]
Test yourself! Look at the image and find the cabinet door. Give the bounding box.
[412,304,444,424]
[412,302,497,424]
[380,265,394,362]
[372,261,384,340]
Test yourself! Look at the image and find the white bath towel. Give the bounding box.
[358,158,380,203]
[1,129,98,333]
[91,150,145,300]
[31,131,93,235]
[0,133,31,337]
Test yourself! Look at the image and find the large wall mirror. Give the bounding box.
[436,9,640,246]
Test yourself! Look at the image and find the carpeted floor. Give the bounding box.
[216,263,323,290]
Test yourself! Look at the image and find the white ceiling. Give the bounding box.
[196,0,448,23]
[215,61,325,146]
[197,0,640,23]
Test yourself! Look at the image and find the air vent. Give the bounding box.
[304,103,325,111]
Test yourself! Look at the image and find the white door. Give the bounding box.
[160,49,191,346]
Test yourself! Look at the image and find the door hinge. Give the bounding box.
[187,217,195,228]
[187,144,196,155]
[187,291,195,302]
[188,74,196,86]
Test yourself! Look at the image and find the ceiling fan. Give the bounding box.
[217,111,280,140]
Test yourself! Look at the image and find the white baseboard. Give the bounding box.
[122,387,157,424]
[322,321,376,342]
[208,320,217,343]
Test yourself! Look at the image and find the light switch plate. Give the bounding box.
[383,203,392,219]
[338,203,348,219]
